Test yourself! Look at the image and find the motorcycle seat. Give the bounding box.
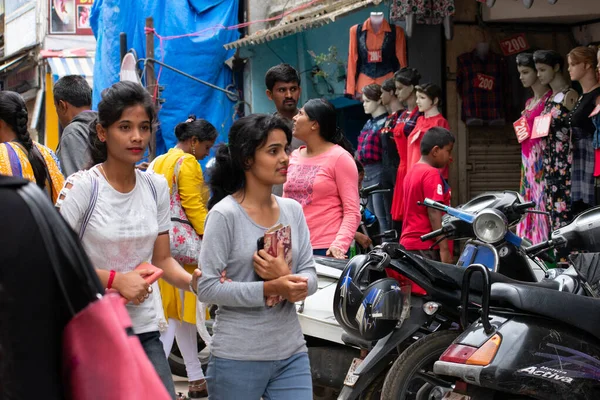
[490,282,600,341]
[426,260,562,293]
[314,256,348,271]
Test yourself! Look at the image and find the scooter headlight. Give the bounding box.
[473,209,507,244]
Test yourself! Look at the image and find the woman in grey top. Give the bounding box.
[196,114,317,399]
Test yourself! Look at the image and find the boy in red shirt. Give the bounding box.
[400,127,454,263]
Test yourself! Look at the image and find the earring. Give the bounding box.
[191,144,196,156]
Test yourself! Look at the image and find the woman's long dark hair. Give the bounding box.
[207,114,291,210]
[303,98,353,154]
[87,81,156,166]
[0,91,48,190]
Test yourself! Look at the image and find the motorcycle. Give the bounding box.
[354,183,399,254]
[335,191,555,400]
[434,206,600,400]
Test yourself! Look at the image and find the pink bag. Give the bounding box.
[63,293,171,400]
[18,182,171,400]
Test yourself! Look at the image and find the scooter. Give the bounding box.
[434,206,600,400]
[336,191,553,400]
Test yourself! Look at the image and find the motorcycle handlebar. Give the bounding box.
[512,201,536,213]
[524,240,551,255]
[360,183,381,198]
[420,228,445,242]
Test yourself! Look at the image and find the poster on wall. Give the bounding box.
[49,0,94,35]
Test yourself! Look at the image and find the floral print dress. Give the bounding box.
[541,89,573,230]
[516,90,552,244]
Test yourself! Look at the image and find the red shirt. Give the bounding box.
[406,114,450,178]
[400,162,451,250]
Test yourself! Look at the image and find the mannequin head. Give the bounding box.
[567,46,598,83]
[381,79,396,106]
[415,83,442,113]
[533,50,564,86]
[362,84,383,115]
[394,67,421,102]
[516,52,539,88]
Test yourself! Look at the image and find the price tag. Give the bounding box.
[513,116,530,143]
[367,50,382,63]
[409,130,421,145]
[531,114,551,139]
[499,34,530,56]
[589,103,600,118]
[474,73,495,91]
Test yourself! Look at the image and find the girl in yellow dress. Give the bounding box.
[0,91,64,202]
[150,115,217,398]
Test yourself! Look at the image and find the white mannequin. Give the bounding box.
[396,82,417,111]
[416,91,440,118]
[363,93,387,118]
[381,87,403,115]
[517,62,550,108]
[370,12,384,34]
[535,58,577,111]
[568,52,599,94]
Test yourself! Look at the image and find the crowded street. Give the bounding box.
[1,0,600,399]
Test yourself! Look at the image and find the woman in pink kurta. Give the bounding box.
[283,99,360,259]
[515,52,553,244]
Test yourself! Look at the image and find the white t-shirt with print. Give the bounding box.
[59,165,171,334]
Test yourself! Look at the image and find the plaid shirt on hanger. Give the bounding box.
[357,114,388,165]
[456,49,510,122]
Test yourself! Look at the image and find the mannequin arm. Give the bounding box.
[395,25,408,68]
[346,24,359,96]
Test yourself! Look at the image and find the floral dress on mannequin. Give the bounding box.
[541,89,573,229]
[516,90,552,244]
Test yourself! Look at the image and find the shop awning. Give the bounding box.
[46,57,94,87]
[224,0,382,50]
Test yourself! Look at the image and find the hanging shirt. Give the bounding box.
[456,49,509,122]
[346,18,407,96]
[357,113,388,165]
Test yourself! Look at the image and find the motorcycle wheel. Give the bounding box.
[359,371,387,400]
[381,330,459,400]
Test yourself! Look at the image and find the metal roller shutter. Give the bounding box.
[467,126,521,199]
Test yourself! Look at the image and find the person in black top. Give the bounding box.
[0,175,96,400]
[567,46,600,213]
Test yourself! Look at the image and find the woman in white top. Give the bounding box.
[57,81,200,399]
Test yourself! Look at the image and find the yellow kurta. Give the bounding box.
[151,148,209,324]
[0,141,65,203]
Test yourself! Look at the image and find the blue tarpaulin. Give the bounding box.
[90,0,239,160]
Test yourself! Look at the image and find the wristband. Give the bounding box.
[107,270,116,290]
[189,280,198,295]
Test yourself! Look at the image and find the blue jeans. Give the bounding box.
[139,331,176,400]
[206,352,312,400]
[363,163,391,233]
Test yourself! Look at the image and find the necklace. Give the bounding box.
[98,163,110,183]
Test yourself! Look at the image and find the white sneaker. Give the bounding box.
[522,0,534,8]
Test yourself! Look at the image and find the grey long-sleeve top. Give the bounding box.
[196,195,317,361]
